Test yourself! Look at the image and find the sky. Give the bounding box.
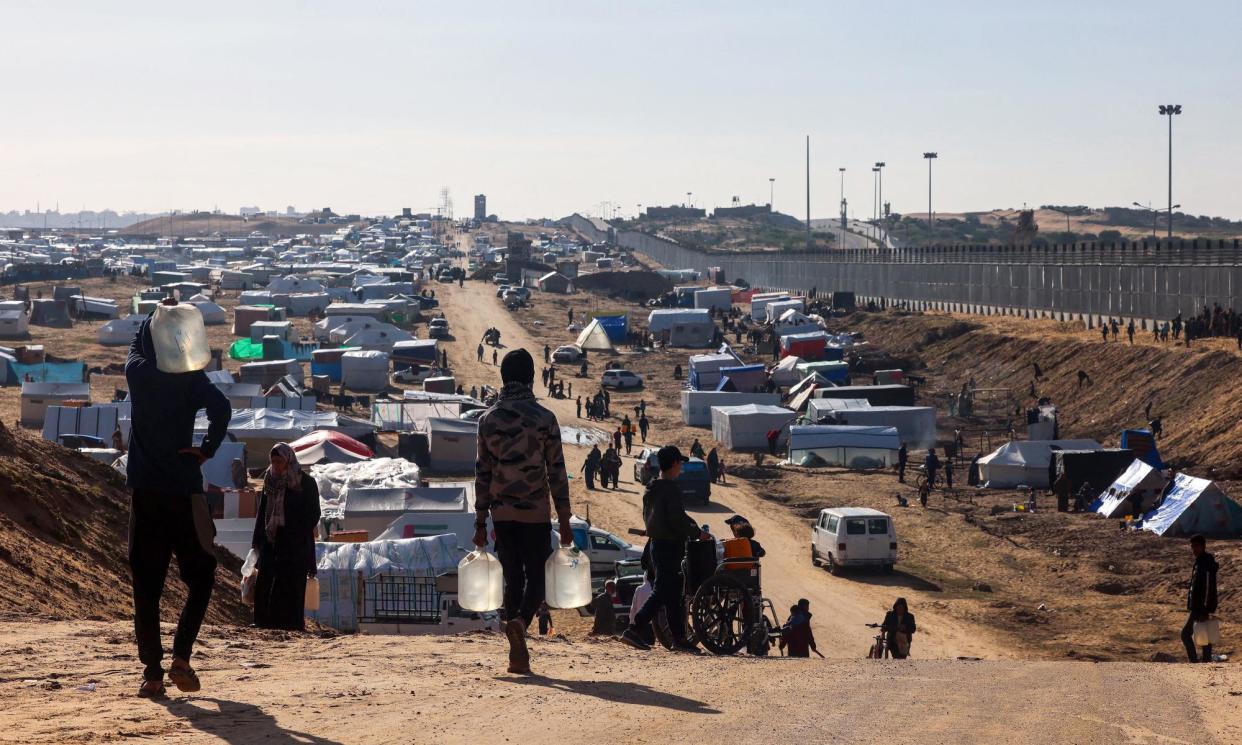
[2,0,1240,221]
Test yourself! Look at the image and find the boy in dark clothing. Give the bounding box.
[125,304,232,698]
[622,446,707,653]
[1181,535,1219,663]
[779,599,817,657]
[924,449,940,488]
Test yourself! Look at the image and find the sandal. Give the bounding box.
[167,664,201,693]
[137,680,167,698]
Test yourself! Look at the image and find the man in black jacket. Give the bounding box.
[621,446,707,653]
[1181,534,1219,662]
[126,301,231,697]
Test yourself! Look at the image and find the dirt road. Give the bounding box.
[0,620,1236,745]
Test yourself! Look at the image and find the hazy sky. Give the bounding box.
[3,1,1240,220]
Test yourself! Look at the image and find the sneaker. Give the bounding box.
[620,628,651,651]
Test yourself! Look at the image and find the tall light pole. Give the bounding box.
[1133,200,1178,240]
[1158,104,1182,239]
[769,177,775,209]
[837,167,846,246]
[923,152,938,231]
[875,162,886,244]
[686,192,691,208]
[871,166,880,241]
[805,135,811,250]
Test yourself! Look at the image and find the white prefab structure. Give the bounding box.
[268,275,327,294]
[340,351,390,393]
[693,286,733,312]
[710,403,796,450]
[647,309,715,347]
[770,355,803,387]
[248,320,293,342]
[0,301,30,338]
[680,390,780,426]
[426,417,478,472]
[574,318,614,351]
[186,294,226,324]
[21,382,91,427]
[287,292,331,316]
[805,401,937,449]
[749,292,789,319]
[97,315,146,346]
[788,425,900,469]
[765,298,804,323]
[1141,474,1242,537]
[976,439,1103,489]
[687,352,741,391]
[1092,460,1168,518]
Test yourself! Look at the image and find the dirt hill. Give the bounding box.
[0,423,248,624]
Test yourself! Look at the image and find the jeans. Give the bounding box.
[129,489,218,682]
[1181,613,1213,662]
[632,539,687,642]
[493,521,552,626]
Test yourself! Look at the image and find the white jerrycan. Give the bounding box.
[150,302,210,373]
[544,545,592,609]
[457,549,504,612]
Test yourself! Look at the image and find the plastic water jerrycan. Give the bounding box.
[150,303,210,373]
[544,545,592,609]
[457,549,504,612]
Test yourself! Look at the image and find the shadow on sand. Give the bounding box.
[499,675,721,714]
[157,696,343,745]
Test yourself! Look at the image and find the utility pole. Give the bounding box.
[769,177,775,209]
[871,166,880,242]
[923,152,938,232]
[875,162,885,245]
[838,167,846,247]
[1158,104,1182,239]
[805,135,811,250]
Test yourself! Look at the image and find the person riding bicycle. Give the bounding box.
[881,597,917,659]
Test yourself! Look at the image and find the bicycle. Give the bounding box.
[865,623,889,659]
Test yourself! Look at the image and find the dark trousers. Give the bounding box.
[129,489,218,682]
[494,521,552,626]
[898,462,906,483]
[584,468,596,489]
[633,539,687,642]
[1181,614,1213,662]
[254,562,307,631]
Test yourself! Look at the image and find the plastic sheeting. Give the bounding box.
[10,360,86,384]
[1141,474,1242,537]
[1091,459,1167,518]
[311,457,424,519]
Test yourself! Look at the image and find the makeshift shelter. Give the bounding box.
[0,302,30,338]
[311,347,361,382]
[339,325,413,352]
[537,272,573,294]
[197,408,375,468]
[814,384,915,407]
[688,352,741,391]
[71,296,120,320]
[287,293,332,316]
[1120,429,1165,470]
[710,403,796,450]
[749,292,790,319]
[312,457,424,512]
[787,425,900,469]
[424,376,456,395]
[765,298,804,323]
[186,294,226,324]
[201,441,247,490]
[648,309,715,347]
[97,315,145,346]
[806,401,937,449]
[680,390,780,426]
[770,355,803,387]
[391,339,439,370]
[693,286,733,312]
[21,382,90,427]
[42,403,123,446]
[774,309,817,337]
[591,315,628,341]
[1091,460,1168,518]
[1142,474,1242,537]
[341,350,390,393]
[238,359,303,388]
[233,305,276,337]
[249,320,293,343]
[425,417,478,472]
[976,439,1103,489]
[290,429,374,465]
[268,275,326,294]
[575,318,614,352]
[715,364,767,393]
[781,331,830,360]
[1051,448,1136,497]
[29,299,71,327]
[796,359,849,384]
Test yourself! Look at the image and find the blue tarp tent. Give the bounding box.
[9,360,86,384]
[1120,429,1165,469]
[1142,473,1242,537]
[714,364,766,393]
[593,314,628,342]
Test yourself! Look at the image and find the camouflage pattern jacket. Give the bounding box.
[474,382,571,525]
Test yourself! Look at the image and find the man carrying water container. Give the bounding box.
[474,348,573,675]
[126,299,231,698]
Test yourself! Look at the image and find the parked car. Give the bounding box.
[811,507,897,575]
[393,365,433,384]
[492,274,510,285]
[632,447,712,504]
[600,369,642,390]
[506,286,531,302]
[552,345,584,363]
[427,318,450,339]
[495,285,512,297]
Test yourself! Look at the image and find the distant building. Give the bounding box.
[643,205,706,220]
[474,194,487,221]
[712,204,772,219]
[285,205,298,216]
[240,206,262,217]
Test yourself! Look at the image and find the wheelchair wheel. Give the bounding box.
[690,573,753,655]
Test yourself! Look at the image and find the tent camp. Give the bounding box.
[795,359,849,384]
[197,407,375,467]
[575,318,614,352]
[787,425,900,469]
[1051,448,1136,496]
[1141,474,1242,537]
[688,352,741,391]
[710,403,796,450]
[1091,459,1168,518]
[806,401,937,449]
[814,384,915,407]
[647,309,715,347]
[680,390,780,426]
[98,315,146,346]
[290,429,374,465]
[774,309,818,336]
[29,299,71,327]
[426,417,478,472]
[715,364,767,392]
[770,355,803,387]
[340,350,390,392]
[976,439,1103,489]
[186,294,226,324]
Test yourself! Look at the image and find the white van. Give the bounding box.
[810,507,897,574]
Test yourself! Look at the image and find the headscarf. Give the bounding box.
[263,442,303,543]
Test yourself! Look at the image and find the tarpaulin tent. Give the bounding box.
[575,318,614,351]
[976,439,1103,489]
[198,407,374,467]
[679,390,781,426]
[98,315,145,346]
[806,402,938,449]
[770,355,803,387]
[749,292,789,319]
[781,331,829,360]
[774,309,817,337]
[693,287,733,312]
[29,299,71,327]
[290,429,374,465]
[1091,459,1168,518]
[710,403,796,450]
[1051,448,1136,497]
[787,425,900,469]
[20,382,90,426]
[813,384,914,407]
[591,314,628,341]
[341,350,390,393]
[688,352,741,391]
[186,294,226,324]
[1141,474,1242,537]
[426,417,478,472]
[391,340,439,369]
[796,359,849,384]
[765,298,804,323]
[715,364,766,393]
[9,360,86,385]
[647,309,714,347]
[312,457,424,513]
[311,347,361,382]
[229,338,265,360]
[1120,429,1165,470]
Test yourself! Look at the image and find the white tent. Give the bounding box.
[0,303,30,338]
[749,292,789,318]
[196,407,375,467]
[647,308,716,347]
[426,417,479,472]
[341,350,390,393]
[186,294,227,325]
[770,355,804,387]
[787,424,900,469]
[806,400,937,449]
[977,439,1102,489]
[575,318,613,351]
[312,457,424,514]
[1141,474,1242,537]
[688,352,741,390]
[287,292,331,316]
[1092,459,1168,519]
[765,298,805,323]
[239,290,273,306]
[710,403,796,450]
[98,314,146,346]
[269,275,326,294]
[680,390,780,426]
[341,326,413,353]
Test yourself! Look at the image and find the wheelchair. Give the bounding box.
[678,537,782,655]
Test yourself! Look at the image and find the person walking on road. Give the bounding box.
[477,343,484,362]
[492,349,498,366]
[603,445,623,489]
[251,443,320,632]
[622,416,634,454]
[1181,535,1219,663]
[779,599,818,658]
[638,414,649,443]
[924,449,940,489]
[474,349,574,675]
[897,443,908,484]
[125,301,232,698]
[576,396,582,418]
[582,444,602,490]
[621,447,709,653]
